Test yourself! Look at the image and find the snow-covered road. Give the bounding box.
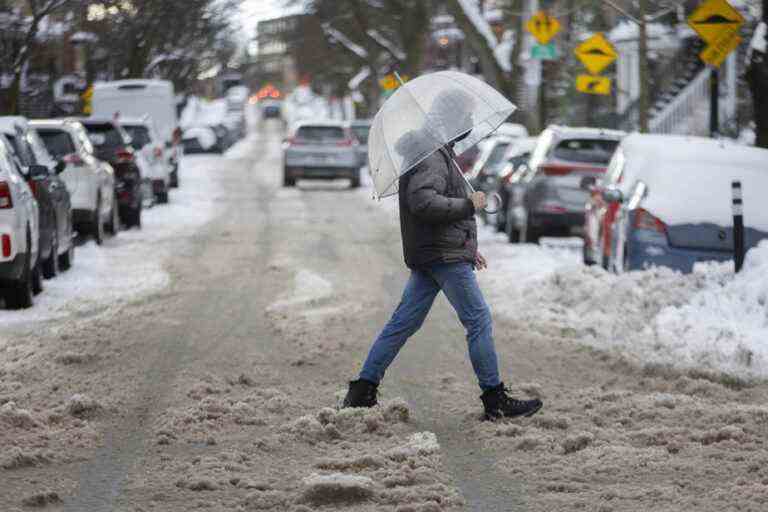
[1,120,767,512]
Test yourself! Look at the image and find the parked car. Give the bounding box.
[92,79,182,188]
[78,117,145,227]
[507,126,624,243]
[601,134,768,273]
[482,136,537,236]
[31,119,116,244]
[0,139,41,308]
[283,121,361,188]
[348,119,372,168]
[260,99,282,119]
[118,117,172,204]
[1,117,74,278]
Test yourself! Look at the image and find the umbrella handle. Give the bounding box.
[451,158,501,214]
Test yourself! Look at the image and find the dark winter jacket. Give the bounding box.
[398,147,477,269]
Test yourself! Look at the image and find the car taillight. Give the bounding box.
[539,164,605,176]
[336,138,354,147]
[286,137,303,146]
[63,153,84,166]
[153,146,163,159]
[116,147,134,163]
[634,208,666,233]
[26,179,38,197]
[538,201,567,214]
[1,234,10,257]
[0,181,12,208]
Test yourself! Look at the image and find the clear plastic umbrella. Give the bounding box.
[367,70,516,207]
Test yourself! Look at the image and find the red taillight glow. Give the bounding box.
[539,164,605,176]
[1,234,10,257]
[115,147,134,164]
[27,179,38,197]
[634,208,666,233]
[0,182,12,209]
[336,138,354,147]
[63,153,84,166]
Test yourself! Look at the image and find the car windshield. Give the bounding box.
[553,138,619,164]
[296,125,345,142]
[37,129,76,158]
[82,123,125,150]
[350,126,370,145]
[485,142,511,173]
[124,125,152,149]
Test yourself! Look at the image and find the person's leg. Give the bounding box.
[358,269,440,384]
[428,262,501,391]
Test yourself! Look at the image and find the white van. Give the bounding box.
[92,80,179,196]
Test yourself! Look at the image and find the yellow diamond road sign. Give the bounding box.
[576,75,611,96]
[574,33,618,75]
[526,11,561,45]
[700,33,742,67]
[687,0,745,45]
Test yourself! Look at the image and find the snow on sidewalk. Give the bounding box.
[0,154,223,332]
[480,221,768,379]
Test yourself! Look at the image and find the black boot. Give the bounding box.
[342,379,378,408]
[481,383,542,420]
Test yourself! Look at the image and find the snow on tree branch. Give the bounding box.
[321,23,369,59]
[455,0,510,72]
[366,29,406,61]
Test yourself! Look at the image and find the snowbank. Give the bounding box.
[485,232,768,379]
[0,154,222,331]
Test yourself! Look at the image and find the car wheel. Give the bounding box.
[156,186,169,204]
[59,239,75,270]
[42,226,59,279]
[4,230,34,309]
[283,171,295,187]
[170,170,179,188]
[92,196,104,245]
[522,216,540,244]
[31,260,43,295]
[505,208,520,243]
[350,168,361,189]
[106,195,120,236]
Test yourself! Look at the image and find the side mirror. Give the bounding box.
[602,186,623,204]
[580,175,597,191]
[55,160,66,174]
[29,164,49,180]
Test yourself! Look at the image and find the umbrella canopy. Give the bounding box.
[368,70,516,199]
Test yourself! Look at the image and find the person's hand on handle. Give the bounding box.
[474,251,487,271]
[471,191,487,211]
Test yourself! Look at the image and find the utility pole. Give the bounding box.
[637,0,650,132]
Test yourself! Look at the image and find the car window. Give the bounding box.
[350,126,370,145]
[485,142,511,173]
[25,129,54,166]
[123,125,152,149]
[552,138,619,164]
[0,141,20,175]
[37,129,76,158]
[82,123,126,151]
[295,125,345,141]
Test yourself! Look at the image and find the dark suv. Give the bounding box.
[78,119,143,228]
[507,126,624,243]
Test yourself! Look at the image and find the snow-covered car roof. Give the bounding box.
[0,116,29,135]
[495,122,528,138]
[618,134,768,229]
[547,125,626,140]
[503,136,538,158]
[29,118,83,130]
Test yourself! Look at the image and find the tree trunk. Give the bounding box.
[445,0,514,98]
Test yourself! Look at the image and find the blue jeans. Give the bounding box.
[359,262,501,391]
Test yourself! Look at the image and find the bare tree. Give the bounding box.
[2,0,73,114]
[745,2,767,148]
